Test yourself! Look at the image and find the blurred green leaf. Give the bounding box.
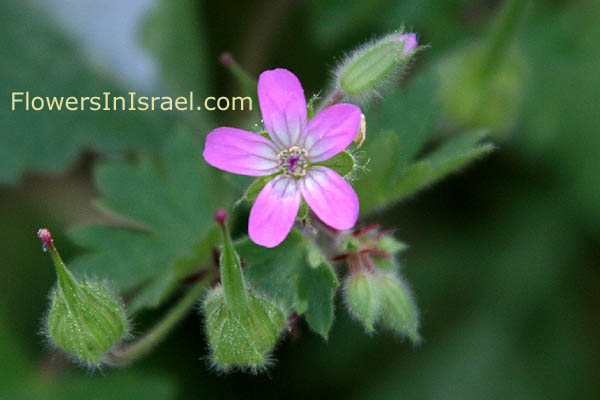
[69,130,231,312]
[391,129,494,201]
[0,0,174,183]
[358,130,493,212]
[367,71,440,167]
[295,261,340,340]
[141,0,213,130]
[0,309,176,399]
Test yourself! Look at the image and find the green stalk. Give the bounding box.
[481,0,530,75]
[107,276,212,366]
[219,221,249,312]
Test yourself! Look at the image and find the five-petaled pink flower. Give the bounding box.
[203,68,361,248]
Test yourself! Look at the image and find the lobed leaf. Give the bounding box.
[70,130,231,312]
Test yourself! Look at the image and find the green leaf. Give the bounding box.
[315,151,356,177]
[358,130,494,211]
[69,130,231,312]
[392,130,495,202]
[238,230,307,308]
[238,231,341,339]
[0,0,174,184]
[295,261,340,340]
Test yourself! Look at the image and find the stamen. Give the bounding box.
[277,146,309,177]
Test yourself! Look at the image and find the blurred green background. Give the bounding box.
[1,0,599,398]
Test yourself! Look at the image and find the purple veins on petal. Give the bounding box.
[258,68,307,149]
[203,127,280,176]
[299,166,359,231]
[302,103,362,162]
[249,175,301,248]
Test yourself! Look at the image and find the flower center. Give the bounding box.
[278,146,309,177]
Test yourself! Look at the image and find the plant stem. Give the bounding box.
[106,276,212,366]
[481,0,530,75]
[317,89,344,113]
[219,221,249,312]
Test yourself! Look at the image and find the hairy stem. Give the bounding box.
[106,276,213,366]
[317,89,344,113]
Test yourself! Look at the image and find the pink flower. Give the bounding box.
[203,68,361,248]
[397,33,418,55]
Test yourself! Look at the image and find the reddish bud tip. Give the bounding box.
[37,228,53,245]
[396,33,418,55]
[219,52,232,67]
[214,209,228,226]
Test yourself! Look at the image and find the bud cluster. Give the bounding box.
[337,225,420,342]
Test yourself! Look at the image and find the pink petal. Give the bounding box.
[397,33,418,55]
[203,127,280,176]
[249,175,301,248]
[258,68,307,149]
[300,166,359,230]
[302,103,362,162]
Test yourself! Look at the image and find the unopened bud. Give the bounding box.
[344,272,381,332]
[214,208,228,226]
[39,229,128,366]
[337,30,420,99]
[376,273,420,343]
[203,217,287,371]
[397,33,418,55]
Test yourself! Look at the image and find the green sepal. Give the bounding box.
[376,235,408,256]
[315,151,356,177]
[307,94,319,120]
[297,200,309,221]
[243,175,276,202]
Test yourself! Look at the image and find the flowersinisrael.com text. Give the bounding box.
[10,91,252,112]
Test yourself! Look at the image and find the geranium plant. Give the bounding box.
[38,29,493,373]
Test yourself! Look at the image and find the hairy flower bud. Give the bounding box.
[376,273,420,343]
[39,229,128,366]
[203,213,287,371]
[344,272,381,332]
[336,30,419,100]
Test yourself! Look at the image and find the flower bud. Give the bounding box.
[439,44,525,134]
[204,287,287,371]
[344,272,381,333]
[376,273,420,343]
[202,213,287,371]
[336,31,419,99]
[39,229,128,366]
